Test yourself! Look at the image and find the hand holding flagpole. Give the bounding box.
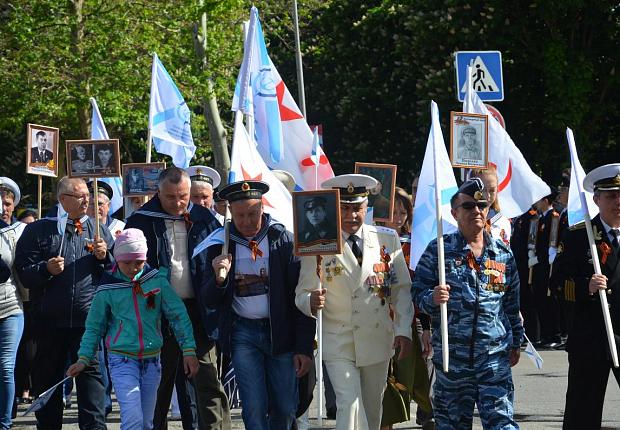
[218,205,231,280]
[567,128,618,368]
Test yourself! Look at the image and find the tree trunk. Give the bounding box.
[193,3,230,185]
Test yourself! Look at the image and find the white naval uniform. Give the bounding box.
[296,224,413,430]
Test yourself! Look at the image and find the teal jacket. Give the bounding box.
[77,265,196,364]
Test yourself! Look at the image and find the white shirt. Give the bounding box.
[231,237,270,319]
[164,219,194,299]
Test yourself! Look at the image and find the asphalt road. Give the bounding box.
[12,349,620,429]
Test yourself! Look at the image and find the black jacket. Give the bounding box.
[14,215,114,328]
[202,215,316,358]
[125,195,221,339]
[551,215,620,357]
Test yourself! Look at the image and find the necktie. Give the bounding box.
[610,229,619,251]
[348,235,363,266]
[40,151,44,160]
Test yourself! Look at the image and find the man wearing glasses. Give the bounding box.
[412,178,523,430]
[15,177,114,429]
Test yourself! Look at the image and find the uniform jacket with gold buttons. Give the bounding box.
[295,224,413,367]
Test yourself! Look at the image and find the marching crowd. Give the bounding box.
[0,160,619,430]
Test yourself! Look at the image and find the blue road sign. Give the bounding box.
[455,51,504,102]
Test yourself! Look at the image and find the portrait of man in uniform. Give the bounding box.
[66,139,121,178]
[26,123,59,177]
[293,189,342,255]
[354,163,397,222]
[450,112,489,168]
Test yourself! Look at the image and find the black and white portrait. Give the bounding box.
[293,190,342,256]
[66,139,121,178]
[450,112,489,168]
[26,123,59,177]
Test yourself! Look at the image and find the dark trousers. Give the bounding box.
[563,352,620,429]
[533,267,561,343]
[153,300,231,430]
[33,326,105,430]
[519,268,539,342]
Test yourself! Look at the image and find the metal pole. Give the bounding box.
[292,0,307,117]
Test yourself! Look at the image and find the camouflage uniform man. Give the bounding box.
[412,178,523,429]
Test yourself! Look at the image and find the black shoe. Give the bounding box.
[326,407,337,419]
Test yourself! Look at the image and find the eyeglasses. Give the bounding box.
[62,193,89,202]
[456,201,488,211]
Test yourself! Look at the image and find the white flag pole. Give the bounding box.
[431,101,449,372]
[146,53,157,164]
[567,128,619,368]
[292,0,306,118]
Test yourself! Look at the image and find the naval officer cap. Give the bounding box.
[321,174,378,204]
[185,165,221,189]
[304,196,327,211]
[584,163,620,193]
[87,180,113,200]
[454,177,487,203]
[218,180,269,202]
[0,177,20,206]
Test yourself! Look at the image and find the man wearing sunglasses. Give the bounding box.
[412,177,523,430]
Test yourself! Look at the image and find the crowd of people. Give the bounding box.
[0,160,619,430]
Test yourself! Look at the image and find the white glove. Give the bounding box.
[548,247,557,265]
[528,250,539,268]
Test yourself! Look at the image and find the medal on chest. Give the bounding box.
[366,245,395,305]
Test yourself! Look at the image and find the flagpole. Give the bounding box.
[567,128,619,367]
[37,176,42,220]
[292,0,306,117]
[146,53,157,164]
[431,101,449,372]
[93,178,100,239]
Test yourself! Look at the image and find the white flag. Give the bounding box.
[410,101,459,270]
[463,65,550,218]
[566,128,598,226]
[229,114,294,232]
[524,334,544,370]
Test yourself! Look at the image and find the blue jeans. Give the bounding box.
[231,316,298,430]
[108,354,161,430]
[0,313,23,430]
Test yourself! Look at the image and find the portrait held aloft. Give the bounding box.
[26,123,59,177]
[450,112,489,168]
[66,139,121,178]
[122,162,166,196]
[354,162,397,223]
[292,189,342,256]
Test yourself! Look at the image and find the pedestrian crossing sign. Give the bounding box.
[454,51,504,102]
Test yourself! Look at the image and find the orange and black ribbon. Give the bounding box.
[73,218,83,235]
[599,242,612,265]
[466,251,481,272]
[248,240,264,261]
[183,212,193,231]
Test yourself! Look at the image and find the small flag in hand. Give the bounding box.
[22,376,71,416]
[524,335,544,370]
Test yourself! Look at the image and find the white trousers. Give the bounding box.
[324,359,389,430]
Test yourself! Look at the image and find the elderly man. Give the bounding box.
[296,174,413,430]
[552,164,620,429]
[206,180,315,430]
[187,165,220,209]
[124,167,229,430]
[15,177,113,429]
[412,178,522,430]
[86,181,125,238]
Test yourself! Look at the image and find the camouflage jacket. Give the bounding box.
[412,231,523,368]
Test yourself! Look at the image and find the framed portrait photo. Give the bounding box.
[26,123,60,177]
[354,162,397,223]
[450,112,489,168]
[66,139,121,178]
[122,162,166,196]
[293,189,342,256]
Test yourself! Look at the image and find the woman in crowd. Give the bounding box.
[380,187,434,430]
[0,178,26,429]
[469,166,512,245]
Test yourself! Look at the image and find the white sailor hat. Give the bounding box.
[583,163,620,193]
[185,165,221,189]
[272,170,296,193]
[0,177,20,206]
[321,174,378,204]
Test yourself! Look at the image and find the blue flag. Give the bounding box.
[148,54,195,168]
[90,98,123,214]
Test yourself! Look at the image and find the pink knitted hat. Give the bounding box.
[114,228,147,262]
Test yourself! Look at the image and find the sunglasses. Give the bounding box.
[456,201,488,211]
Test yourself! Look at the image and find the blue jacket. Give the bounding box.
[412,231,523,369]
[14,215,114,328]
[125,195,221,339]
[202,215,316,358]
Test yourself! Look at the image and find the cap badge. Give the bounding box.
[347,183,354,193]
[241,182,250,192]
[474,190,483,201]
[195,168,203,175]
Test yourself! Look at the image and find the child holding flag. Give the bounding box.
[67,229,198,429]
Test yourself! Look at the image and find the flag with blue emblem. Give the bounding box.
[410,101,458,270]
[566,127,598,226]
[232,7,333,191]
[22,376,71,416]
[524,334,544,370]
[90,98,123,214]
[148,53,196,168]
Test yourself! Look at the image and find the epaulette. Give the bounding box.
[569,221,586,231]
[374,225,399,238]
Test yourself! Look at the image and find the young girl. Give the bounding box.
[67,228,198,429]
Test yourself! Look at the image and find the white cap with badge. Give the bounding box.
[321,174,378,204]
[583,163,620,193]
[185,165,221,189]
